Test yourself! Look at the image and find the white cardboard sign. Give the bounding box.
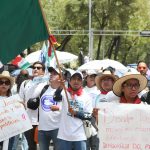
[98,103,150,150]
[0,95,32,142]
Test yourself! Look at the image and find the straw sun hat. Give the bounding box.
[0,71,15,87]
[95,70,116,90]
[113,72,147,97]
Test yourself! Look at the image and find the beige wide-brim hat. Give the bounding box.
[0,71,15,87]
[95,70,116,90]
[113,72,147,97]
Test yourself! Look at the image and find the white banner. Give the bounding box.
[98,103,150,150]
[0,95,32,142]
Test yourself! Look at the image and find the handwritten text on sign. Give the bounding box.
[98,103,150,150]
[0,95,32,142]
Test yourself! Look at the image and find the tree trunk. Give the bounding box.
[96,35,103,60]
[114,36,121,60]
[93,6,109,60]
[106,38,114,59]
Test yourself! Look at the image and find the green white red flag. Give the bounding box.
[0,0,49,64]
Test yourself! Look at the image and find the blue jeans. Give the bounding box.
[58,139,86,150]
[38,129,59,150]
[8,136,15,150]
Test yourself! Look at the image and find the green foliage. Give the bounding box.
[31,0,150,66]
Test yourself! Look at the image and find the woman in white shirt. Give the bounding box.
[0,71,15,150]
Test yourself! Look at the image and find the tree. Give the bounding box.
[35,0,150,65]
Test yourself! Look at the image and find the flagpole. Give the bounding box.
[38,0,70,109]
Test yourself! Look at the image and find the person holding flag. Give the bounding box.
[37,67,63,150]
[57,70,93,150]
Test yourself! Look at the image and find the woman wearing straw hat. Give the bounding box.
[94,69,117,106]
[0,71,15,150]
[89,69,116,150]
[112,72,147,104]
[93,69,117,120]
[0,71,14,97]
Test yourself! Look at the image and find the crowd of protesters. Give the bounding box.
[0,60,150,150]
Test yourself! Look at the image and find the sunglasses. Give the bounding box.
[0,80,10,86]
[33,66,43,70]
[137,67,146,69]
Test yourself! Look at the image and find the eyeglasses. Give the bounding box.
[0,80,10,86]
[33,66,43,70]
[123,83,140,90]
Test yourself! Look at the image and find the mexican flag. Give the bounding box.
[12,55,31,70]
[0,0,49,64]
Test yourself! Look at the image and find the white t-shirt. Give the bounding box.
[94,93,109,108]
[57,89,93,141]
[38,86,62,131]
[19,79,47,125]
[84,86,99,107]
[106,91,120,103]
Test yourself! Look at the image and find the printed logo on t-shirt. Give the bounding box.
[99,98,107,102]
[41,95,57,112]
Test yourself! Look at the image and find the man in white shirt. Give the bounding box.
[19,61,45,150]
[57,70,93,150]
[37,67,62,150]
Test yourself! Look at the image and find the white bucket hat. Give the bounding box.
[113,72,147,97]
[0,71,15,87]
[95,70,116,90]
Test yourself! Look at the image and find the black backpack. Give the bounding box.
[141,91,150,104]
[27,85,49,110]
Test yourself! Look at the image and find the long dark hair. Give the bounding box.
[16,73,30,92]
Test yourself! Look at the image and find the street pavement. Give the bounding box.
[37,144,53,150]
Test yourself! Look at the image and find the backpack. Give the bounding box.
[27,85,49,110]
[141,91,150,104]
[24,79,30,88]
